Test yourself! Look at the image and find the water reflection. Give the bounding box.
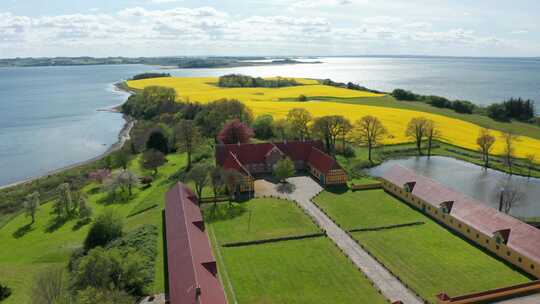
[368,156,540,218]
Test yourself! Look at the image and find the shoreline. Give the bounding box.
[0,112,135,191]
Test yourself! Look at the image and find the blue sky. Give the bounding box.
[0,0,539,58]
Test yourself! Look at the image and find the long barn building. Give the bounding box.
[381,165,540,279]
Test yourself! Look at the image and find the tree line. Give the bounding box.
[218,74,300,88]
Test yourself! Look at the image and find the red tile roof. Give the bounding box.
[382,165,540,267]
[165,183,227,304]
[307,147,342,174]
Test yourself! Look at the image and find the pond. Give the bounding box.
[368,156,540,218]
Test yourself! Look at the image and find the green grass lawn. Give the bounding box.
[0,153,187,304]
[219,237,388,304]
[313,189,424,229]
[314,189,530,303]
[203,198,320,244]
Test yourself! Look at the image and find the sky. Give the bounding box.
[0,0,539,58]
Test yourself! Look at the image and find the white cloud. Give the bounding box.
[0,6,521,57]
[148,0,183,3]
[289,0,356,10]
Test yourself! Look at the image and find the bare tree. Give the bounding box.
[311,115,351,154]
[424,120,439,158]
[352,116,387,162]
[24,191,40,225]
[496,179,525,214]
[175,119,202,171]
[117,170,140,196]
[31,267,69,304]
[502,132,519,174]
[525,154,536,179]
[476,128,496,168]
[210,167,224,205]
[405,117,429,155]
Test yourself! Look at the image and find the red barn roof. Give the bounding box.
[307,147,342,174]
[215,140,342,175]
[164,183,227,304]
[381,165,540,267]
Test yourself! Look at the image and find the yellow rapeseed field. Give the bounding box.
[126,77,540,158]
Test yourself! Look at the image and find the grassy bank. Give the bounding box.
[0,153,187,303]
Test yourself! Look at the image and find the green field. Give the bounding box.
[314,189,531,303]
[204,198,320,244]
[0,153,187,304]
[314,189,424,229]
[206,198,387,304]
[220,237,387,304]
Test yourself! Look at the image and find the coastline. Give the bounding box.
[0,112,135,191]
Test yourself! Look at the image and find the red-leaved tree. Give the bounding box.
[218,119,254,144]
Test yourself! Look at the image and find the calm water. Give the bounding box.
[1,56,540,187]
[369,156,540,218]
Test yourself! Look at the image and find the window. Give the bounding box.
[496,245,500,250]
[507,251,511,257]
[476,234,479,239]
[467,229,470,233]
[518,257,522,263]
[458,224,462,228]
[531,264,535,270]
[450,219,453,224]
[486,239,489,245]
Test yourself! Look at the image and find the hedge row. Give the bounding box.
[221,232,326,248]
[348,221,425,233]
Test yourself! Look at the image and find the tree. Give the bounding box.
[140,149,166,176]
[210,167,224,205]
[405,117,429,155]
[338,117,353,150]
[187,164,211,201]
[252,114,274,139]
[352,116,387,162]
[84,211,123,251]
[78,197,93,220]
[54,183,73,218]
[77,287,134,304]
[194,99,253,138]
[31,267,69,304]
[286,108,312,140]
[311,115,351,154]
[175,119,202,170]
[273,158,295,183]
[217,119,254,144]
[525,154,536,179]
[145,129,169,154]
[272,118,290,141]
[424,120,439,157]
[497,179,525,214]
[476,128,496,168]
[502,132,519,174]
[117,170,139,196]
[24,191,40,225]
[221,169,244,201]
[114,150,131,170]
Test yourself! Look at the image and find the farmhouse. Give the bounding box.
[164,183,227,304]
[381,165,540,279]
[215,140,347,192]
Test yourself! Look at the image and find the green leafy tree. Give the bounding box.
[286,108,312,140]
[311,115,351,154]
[210,167,224,205]
[272,118,290,141]
[252,114,274,139]
[194,99,253,138]
[175,119,202,170]
[145,129,169,154]
[84,211,123,251]
[114,150,131,170]
[273,158,295,183]
[24,191,40,225]
[0,282,11,301]
[140,149,166,176]
[54,183,73,218]
[76,287,134,304]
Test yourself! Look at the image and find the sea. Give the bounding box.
[1,56,540,186]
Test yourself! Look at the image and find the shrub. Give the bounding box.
[298,94,308,102]
[252,114,274,139]
[392,89,418,101]
[487,103,510,121]
[83,210,123,251]
[0,283,11,301]
[452,100,476,114]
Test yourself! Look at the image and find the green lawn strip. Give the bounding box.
[221,237,388,304]
[313,189,424,230]
[208,225,238,304]
[351,223,530,303]
[203,198,320,244]
[0,153,187,303]
[321,95,540,140]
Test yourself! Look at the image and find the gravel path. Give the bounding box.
[255,176,423,304]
